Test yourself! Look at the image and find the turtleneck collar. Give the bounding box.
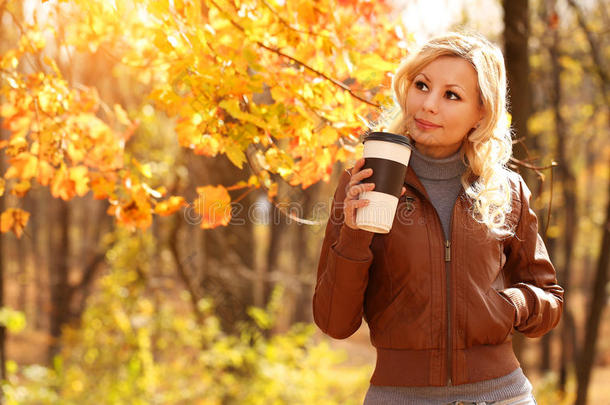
[409,146,467,180]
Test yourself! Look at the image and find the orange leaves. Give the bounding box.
[0,0,408,232]
[0,208,30,239]
[50,165,89,201]
[154,196,186,216]
[107,181,153,231]
[193,185,232,229]
[90,173,116,200]
[5,153,38,180]
[175,116,220,157]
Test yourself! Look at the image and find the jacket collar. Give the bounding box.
[404,165,429,199]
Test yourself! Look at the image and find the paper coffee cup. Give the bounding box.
[356,132,413,233]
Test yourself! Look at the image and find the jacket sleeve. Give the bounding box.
[499,174,564,338]
[312,168,375,339]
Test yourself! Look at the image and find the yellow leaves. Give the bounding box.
[352,53,397,85]
[107,183,153,230]
[37,86,60,115]
[296,2,318,27]
[1,49,20,70]
[5,153,38,180]
[11,180,31,197]
[114,104,132,126]
[0,0,409,234]
[319,126,339,147]
[218,98,267,130]
[50,164,89,201]
[18,29,46,53]
[193,185,232,229]
[37,161,54,186]
[264,147,294,179]
[1,110,31,142]
[154,196,186,216]
[175,117,221,157]
[0,208,30,239]
[90,173,116,200]
[0,179,4,196]
[289,147,334,188]
[194,134,220,157]
[132,158,152,179]
[224,139,247,169]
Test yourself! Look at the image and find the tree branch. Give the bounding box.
[260,0,332,40]
[566,0,610,105]
[208,0,379,108]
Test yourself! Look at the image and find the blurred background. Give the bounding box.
[0,0,608,403]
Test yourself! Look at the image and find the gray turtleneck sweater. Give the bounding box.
[362,146,533,405]
[409,146,467,239]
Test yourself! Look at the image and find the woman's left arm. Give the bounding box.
[500,174,564,338]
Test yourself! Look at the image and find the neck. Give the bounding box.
[414,143,463,159]
[410,145,467,181]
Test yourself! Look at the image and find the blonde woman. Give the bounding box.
[313,32,563,405]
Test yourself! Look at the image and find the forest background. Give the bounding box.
[0,0,608,404]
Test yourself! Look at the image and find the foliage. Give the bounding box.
[1,230,371,404]
[532,370,577,405]
[1,0,409,235]
[0,306,26,333]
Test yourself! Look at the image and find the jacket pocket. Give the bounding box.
[465,287,516,346]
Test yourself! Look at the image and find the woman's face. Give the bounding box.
[405,55,484,158]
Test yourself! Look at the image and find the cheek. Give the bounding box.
[406,90,423,109]
[446,107,478,131]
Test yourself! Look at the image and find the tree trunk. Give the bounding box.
[294,182,323,324]
[575,161,610,405]
[194,154,257,333]
[548,2,577,391]
[0,0,9,386]
[502,0,532,369]
[265,199,288,307]
[503,0,535,173]
[47,199,70,362]
[0,70,6,389]
[565,2,610,403]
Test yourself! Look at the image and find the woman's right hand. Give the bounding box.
[343,158,376,230]
[343,158,406,230]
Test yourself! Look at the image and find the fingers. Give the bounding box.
[354,157,365,171]
[401,186,406,196]
[350,159,373,186]
[347,182,375,199]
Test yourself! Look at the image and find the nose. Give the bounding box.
[422,92,440,114]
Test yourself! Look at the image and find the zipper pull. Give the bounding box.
[445,240,451,262]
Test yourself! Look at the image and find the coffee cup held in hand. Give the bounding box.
[356,132,413,233]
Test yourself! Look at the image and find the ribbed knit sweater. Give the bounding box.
[362,146,533,405]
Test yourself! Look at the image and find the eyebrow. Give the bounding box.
[418,72,466,92]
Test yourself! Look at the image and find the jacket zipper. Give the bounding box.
[445,240,452,386]
[405,182,463,386]
[444,191,461,386]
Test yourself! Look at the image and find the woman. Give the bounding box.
[312,32,563,405]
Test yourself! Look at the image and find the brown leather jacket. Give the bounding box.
[313,165,563,387]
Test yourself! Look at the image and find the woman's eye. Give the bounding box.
[415,81,428,91]
[446,91,461,100]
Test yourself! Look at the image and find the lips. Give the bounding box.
[415,118,442,130]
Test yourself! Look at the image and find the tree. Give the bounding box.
[564,1,610,403]
[0,0,407,374]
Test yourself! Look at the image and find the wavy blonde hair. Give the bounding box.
[378,31,513,235]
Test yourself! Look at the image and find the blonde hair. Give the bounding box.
[378,31,513,235]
